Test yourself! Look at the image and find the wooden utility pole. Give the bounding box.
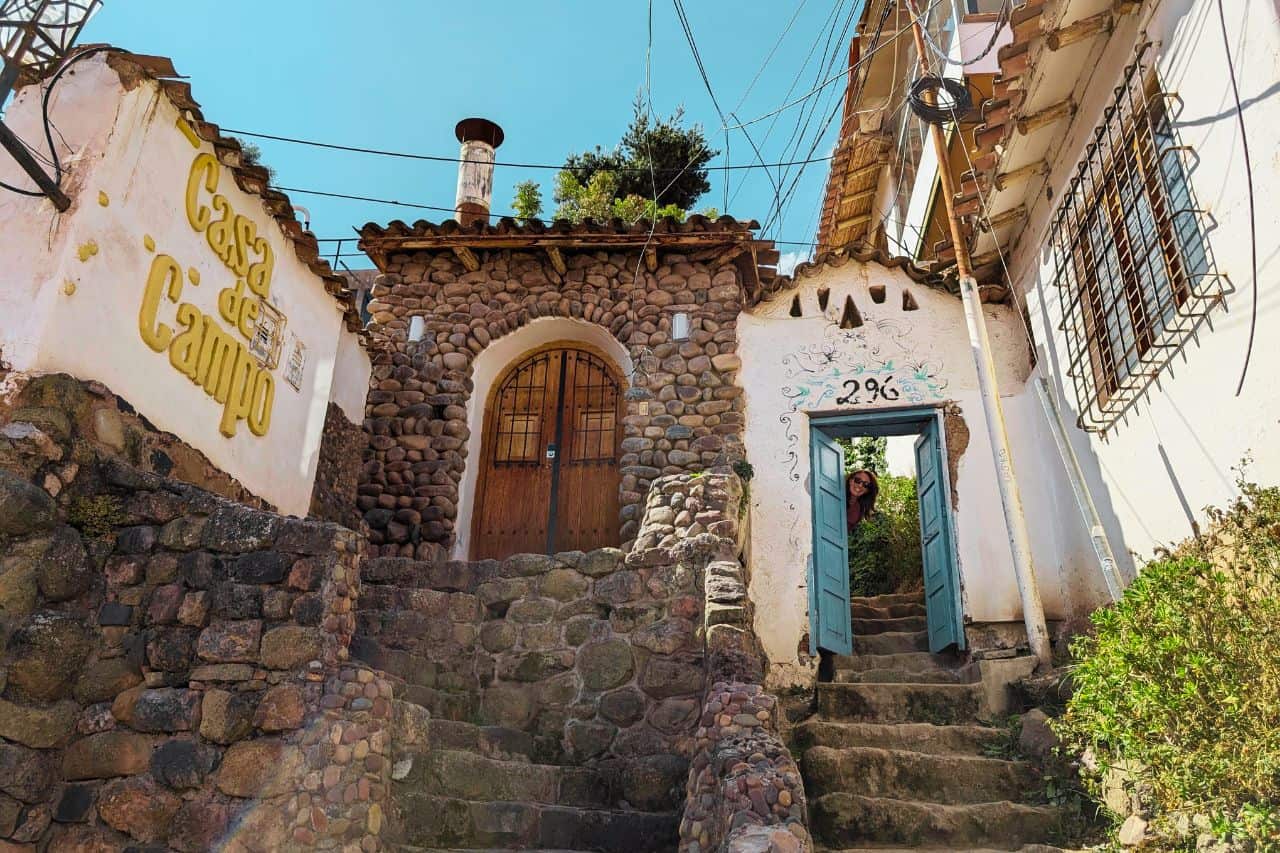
[903,0,1052,667]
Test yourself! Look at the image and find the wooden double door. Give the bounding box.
[472,345,624,559]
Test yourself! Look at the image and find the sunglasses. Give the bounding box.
[851,477,871,487]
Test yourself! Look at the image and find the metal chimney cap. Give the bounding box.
[455,117,504,149]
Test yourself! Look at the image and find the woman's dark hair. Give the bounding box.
[848,469,880,518]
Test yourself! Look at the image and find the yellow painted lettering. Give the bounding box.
[196,315,239,402]
[206,195,235,266]
[248,370,274,436]
[231,214,256,277]
[246,236,273,298]
[218,349,257,437]
[237,295,259,339]
[217,279,245,327]
[185,153,218,232]
[169,303,204,378]
[139,254,183,352]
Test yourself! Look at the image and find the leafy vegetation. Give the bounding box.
[236,141,276,183]
[839,435,887,475]
[1054,476,1280,847]
[512,101,720,225]
[512,180,543,222]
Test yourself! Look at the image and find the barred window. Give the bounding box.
[1050,43,1222,432]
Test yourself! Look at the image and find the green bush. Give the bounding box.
[1054,479,1280,845]
[848,473,923,596]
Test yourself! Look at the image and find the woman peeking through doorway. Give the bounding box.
[846,469,880,532]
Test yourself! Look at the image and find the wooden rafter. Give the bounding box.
[1016,98,1076,135]
[545,246,567,275]
[452,246,480,272]
[1046,11,1113,51]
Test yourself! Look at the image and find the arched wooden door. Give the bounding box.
[472,345,624,559]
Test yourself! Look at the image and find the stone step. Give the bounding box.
[834,651,963,674]
[810,793,1062,849]
[398,794,678,853]
[402,750,612,809]
[850,601,927,620]
[851,631,931,655]
[802,746,1038,805]
[833,666,969,684]
[850,591,925,608]
[817,682,984,725]
[851,615,928,635]
[424,719,540,763]
[792,721,1008,756]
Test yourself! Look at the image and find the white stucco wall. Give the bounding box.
[739,261,1100,686]
[1006,0,1280,568]
[451,317,633,560]
[331,327,373,424]
[0,55,368,515]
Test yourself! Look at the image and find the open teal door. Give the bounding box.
[810,429,853,655]
[915,425,964,652]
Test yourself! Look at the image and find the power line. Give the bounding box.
[223,127,834,173]
[721,5,930,131]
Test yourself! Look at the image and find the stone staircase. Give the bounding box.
[352,556,681,852]
[392,717,678,852]
[794,591,1065,852]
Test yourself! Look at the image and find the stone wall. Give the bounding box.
[360,246,749,556]
[674,479,814,852]
[309,402,368,532]
[0,381,403,851]
[1,373,269,511]
[354,471,744,808]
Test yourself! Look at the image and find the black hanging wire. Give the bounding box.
[1214,0,1258,396]
[906,74,971,125]
[1,45,118,199]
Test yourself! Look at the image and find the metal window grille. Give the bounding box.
[492,353,550,465]
[1049,41,1224,433]
[563,351,619,464]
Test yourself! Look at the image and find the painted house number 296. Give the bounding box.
[837,376,901,405]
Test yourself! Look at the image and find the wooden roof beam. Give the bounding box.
[453,246,480,272]
[835,212,872,231]
[979,204,1027,233]
[546,246,567,275]
[995,159,1048,191]
[1046,10,1113,51]
[1016,98,1076,135]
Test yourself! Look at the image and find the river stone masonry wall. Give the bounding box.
[0,377,406,852]
[359,246,750,556]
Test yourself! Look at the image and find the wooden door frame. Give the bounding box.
[470,340,627,559]
[806,405,965,652]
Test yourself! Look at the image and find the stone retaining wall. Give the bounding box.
[0,384,398,851]
[674,478,814,852]
[360,247,749,555]
[354,470,744,811]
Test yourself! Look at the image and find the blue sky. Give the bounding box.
[81,1,862,271]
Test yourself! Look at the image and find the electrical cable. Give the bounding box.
[761,0,897,236]
[723,0,942,131]
[0,45,117,199]
[1214,0,1258,395]
[224,126,833,174]
[906,74,972,124]
[914,0,1010,67]
[731,0,809,115]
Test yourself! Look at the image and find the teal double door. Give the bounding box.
[808,408,964,657]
